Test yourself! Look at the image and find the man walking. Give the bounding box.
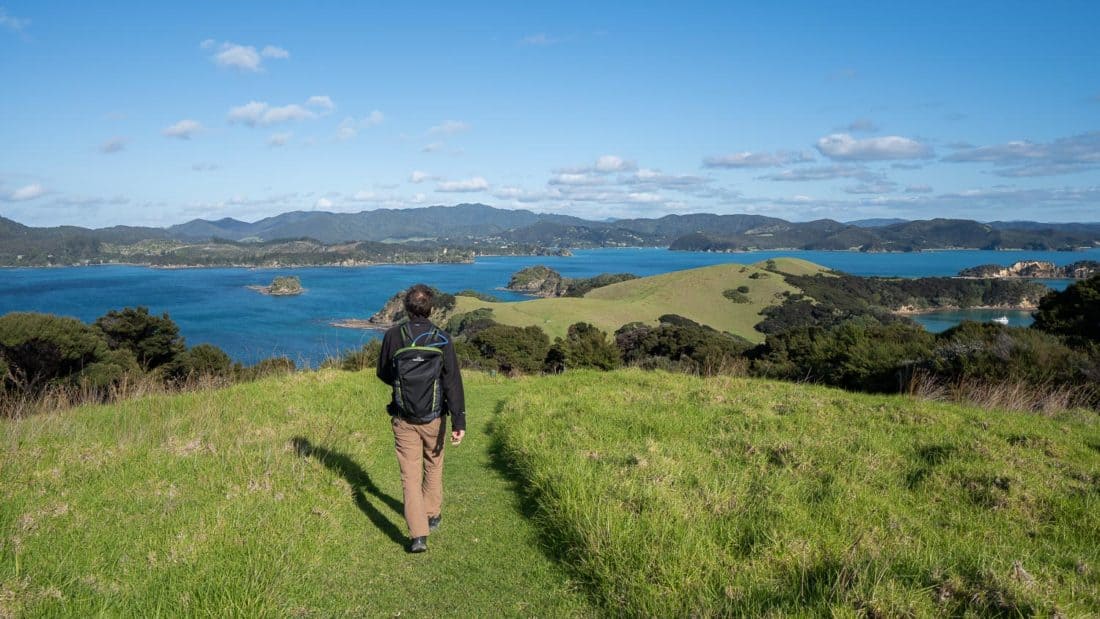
[376,284,466,553]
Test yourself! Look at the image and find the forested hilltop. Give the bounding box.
[3,204,1098,266]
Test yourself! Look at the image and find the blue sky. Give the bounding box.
[1,1,1099,227]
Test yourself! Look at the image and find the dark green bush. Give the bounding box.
[76,348,141,390]
[94,306,185,370]
[0,312,109,392]
[471,324,550,373]
[335,340,383,372]
[1032,274,1100,346]
[736,285,750,293]
[616,321,752,375]
[170,344,234,380]
[753,318,935,392]
[445,308,497,339]
[548,323,621,371]
[723,289,750,303]
[931,321,1096,385]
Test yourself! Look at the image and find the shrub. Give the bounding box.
[1032,274,1100,346]
[722,289,750,303]
[94,306,185,370]
[549,323,621,371]
[0,312,109,392]
[76,348,141,391]
[170,344,234,380]
[931,321,1097,387]
[616,321,752,375]
[336,340,382,372]
[471,324,550,373]
[454,289,501,302]
[753,318,935,392]
[445,308,497,339]
[748,272,769,279]
[736,285,750,293]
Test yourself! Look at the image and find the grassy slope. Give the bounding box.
[0,372,590,617]
[496,370,1100,617]
[6,367,1095,616]
[454,257,824,341]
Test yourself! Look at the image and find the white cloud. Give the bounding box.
[595,155,635,172]
[0,7,29,31]
[409,170,435,183]
[314,197,333,209]
[436,176,489,192]
[214,43,261,71]
[816,133,933,161]
[336,111,384,140]
[760,164,883,182]
[550,173,607,186]
[520,33,556,46]
[845,118,879,133]
[261,45,290,59]
[943,131,1100,177]
[905,184,933,193]
[351,190,376,201]
[99,137,127,154]
[205,40,290,72]
[557,155,638,175]
[429,120,470,135]
[6,184,46,201]
[227,100,317,127]
[703,150,814,168]
[305,95,335,111]
[162,119,204,139]
[267,132,292,147]
[262,104,314,125]
[844,182,898,195]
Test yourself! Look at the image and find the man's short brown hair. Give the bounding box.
[403,284,434,318]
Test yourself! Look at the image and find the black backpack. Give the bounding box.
[390,323,446,423]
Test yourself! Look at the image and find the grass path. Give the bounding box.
[1,371,591,617]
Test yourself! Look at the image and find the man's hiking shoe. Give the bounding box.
[428,515,442,532]
[409,536,428,553]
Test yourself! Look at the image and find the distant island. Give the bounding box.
[507,265,638,297]
[958,260,1099,280]
[248,275,304,296]
[2,204,1098,267]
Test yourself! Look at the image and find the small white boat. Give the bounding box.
[991,315,1009,325]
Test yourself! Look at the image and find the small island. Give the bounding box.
[248,275,304,296]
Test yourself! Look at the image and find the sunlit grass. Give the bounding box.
[494,369,1100,616]
[0,371,590,617]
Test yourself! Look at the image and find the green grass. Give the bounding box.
[455,258,824,341]
[494,370,1100,617]
[5,366,1097,616]
[0,371,590,617]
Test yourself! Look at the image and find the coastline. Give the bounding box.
[894,304,1037,316]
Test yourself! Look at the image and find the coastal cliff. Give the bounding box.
[959,260,1099,279]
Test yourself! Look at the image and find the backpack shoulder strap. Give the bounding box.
[398,323,412,347]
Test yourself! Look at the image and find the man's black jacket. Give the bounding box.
[376,317,466,431]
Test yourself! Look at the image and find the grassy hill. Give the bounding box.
[3,369,1097,616]
[455,257,827,341]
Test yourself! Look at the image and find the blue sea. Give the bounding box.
[2,248,1096,365]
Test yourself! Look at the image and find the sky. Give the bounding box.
[1,1,1099,228]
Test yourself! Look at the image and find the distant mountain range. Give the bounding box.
[2,203,1099,266]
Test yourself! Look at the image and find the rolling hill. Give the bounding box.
[453,257,828,341]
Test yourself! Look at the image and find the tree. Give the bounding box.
[1032,274,1100,346]
[94,306,185,370]
[169,344,234,380]
[471,324,550,373]
[551,322,620,371]
[0,312,109,392]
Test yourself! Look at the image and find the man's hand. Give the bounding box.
[451,429,465,445]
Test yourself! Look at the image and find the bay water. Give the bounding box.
[1,248,1095,365]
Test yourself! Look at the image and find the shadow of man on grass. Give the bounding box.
[292,436,406,547]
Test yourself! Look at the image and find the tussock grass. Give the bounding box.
[0,371,590,617]
[494,369,1100,616]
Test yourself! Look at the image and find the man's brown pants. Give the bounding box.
[391,416,446,538]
